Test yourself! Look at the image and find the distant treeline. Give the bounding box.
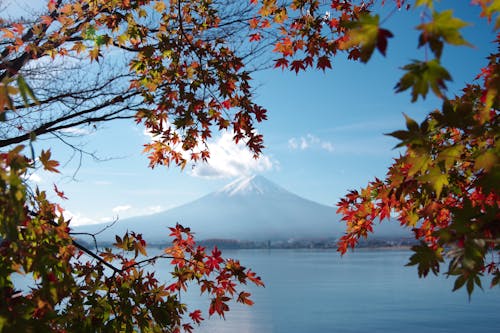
[75,236,418,250]
[138,237,418,250]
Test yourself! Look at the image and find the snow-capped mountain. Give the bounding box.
[215,175,289,197]
[73,175,407,244]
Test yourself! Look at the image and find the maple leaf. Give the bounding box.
[395,59,452,102]
[39,149,60,173]
[290,60,305,74]
[53,184,68,200]
[246,270,264,287]
[48,0,57,12]
[420,166,449,198]
[249,33,261,42]
[406,243,444,277]
[221,99,231,109]
[153,0,166,12]
[415,0,434,7]
[248,17,259,29]
[1,28,15,39]
[377,28,393,57]
[341,14,393,62]
[0,82,17,112]
[474,150,498,172]
[189,309,204,324]
[316,56,332,71]
[17,75,38,107]
[89,47,102,62]
[237,291,254,305]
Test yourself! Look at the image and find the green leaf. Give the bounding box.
[17,75,38,106]
[95,35,107,46]
[0,316,6,331]
[386,130,410,141]
[477,165,500,193]
[420,166,449,198]
[491,272,500,288]
[438,145,464,170]
[483,0,500,29]
[437,99,475,129]
[466,277,474,297]
[83,26,96,40]
[474,150,498,172]
[452,275,466,292]
[395,59,452,102]
[417,10,472,58]
[342,14,393,63]
[404,113,419,132]
[407,151,431,176]
[406,243,444,277]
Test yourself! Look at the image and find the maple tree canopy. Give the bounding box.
[0,0,498,332]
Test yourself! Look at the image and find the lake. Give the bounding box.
[11,248,500,332]
[174,249,500,333]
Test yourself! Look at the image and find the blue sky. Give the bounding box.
[10,1,498,226]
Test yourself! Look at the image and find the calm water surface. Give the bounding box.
[174,249,499,333]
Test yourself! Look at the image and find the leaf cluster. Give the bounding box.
[0,145,263,331]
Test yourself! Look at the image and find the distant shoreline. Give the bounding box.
[75,232,417,250]
[79,237,417,250]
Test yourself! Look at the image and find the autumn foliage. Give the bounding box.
[0,146,263,331]
[0,0,499,331]
[248,0,499,295]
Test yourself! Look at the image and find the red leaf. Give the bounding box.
[248,17,259,29]
[53,184,68,200]
[249,33,261,42]
[317,56,332,71]
[237,291,254,305]
[221,99,231,109]
[189,309,204,324]
[376,28,393,56]
[274,57,289,70]
[290,60,305,74]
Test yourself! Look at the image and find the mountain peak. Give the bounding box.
[216,175,287,197]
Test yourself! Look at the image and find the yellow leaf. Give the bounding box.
[117,34,128,45]
[1,28,14,39]
[438,145,463,170]
[71,42,87,54]
[420,166,448,198]
[89,47,101,62]
[407,149,431,176]
[154,1,166,12]
[0,84,16,111]
[474,150,498,172]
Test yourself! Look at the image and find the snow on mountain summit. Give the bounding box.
[216,174,288,197]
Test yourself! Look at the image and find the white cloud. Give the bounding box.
[288,134,334,153]
[61,205,166,227]
[59,127,92,135]
[191,131,275,179]
[112,205,132,214]
[27,173,42,183]
[63,210,99,227]
[144,127,276,179]
[300,137,310,149]
[321,142,334,152]
[146,205,163,214]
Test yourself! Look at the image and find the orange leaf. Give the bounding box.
[39,149,60,173]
